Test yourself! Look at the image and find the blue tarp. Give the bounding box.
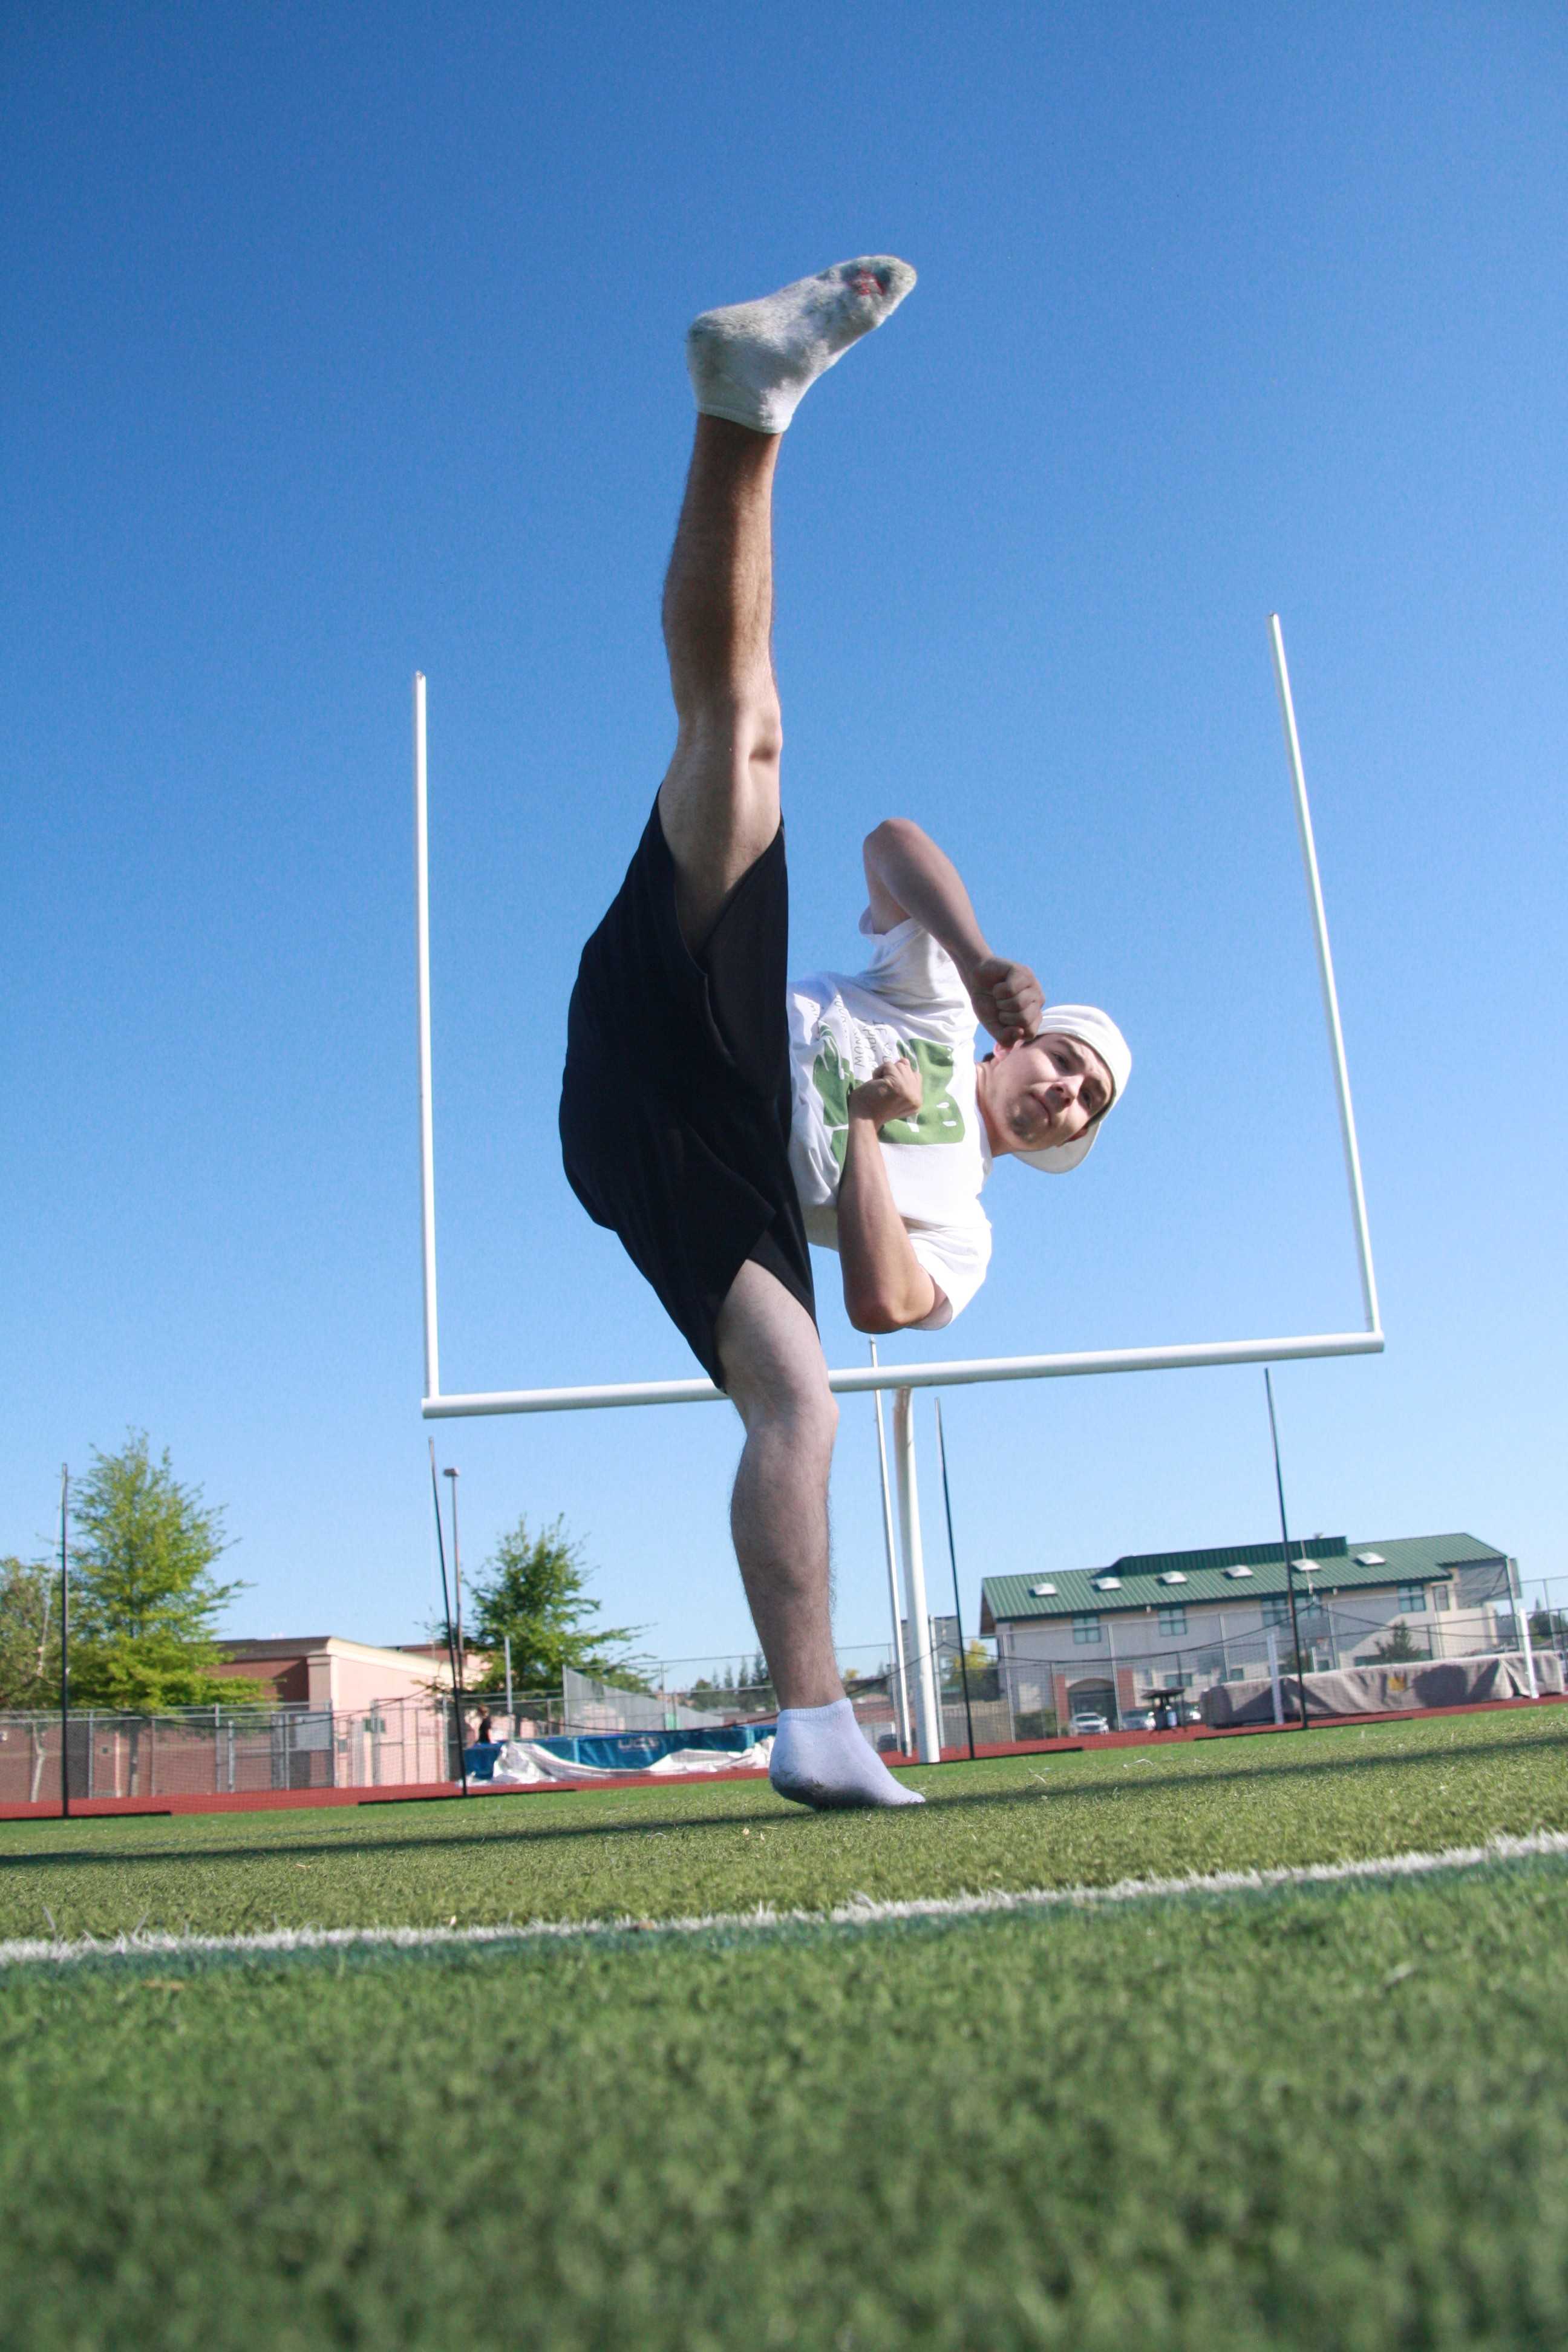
[463,1723,774,1779]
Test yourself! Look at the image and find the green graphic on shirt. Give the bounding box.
[812,1034,964,1169]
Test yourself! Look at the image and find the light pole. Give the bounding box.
[442,1466,463,1682]
[59,1466,70,1821]
[427,1442,468,1792]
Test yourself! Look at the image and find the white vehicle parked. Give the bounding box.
[1070,1711,1111,1736]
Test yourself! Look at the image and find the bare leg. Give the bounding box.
[656,422,841,1713]
[717,1263,921,1805]
[660,402,920,1805]
[657,417,783,950]
[715,1261,842,1710]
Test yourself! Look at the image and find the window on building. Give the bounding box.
[1072,1614,1102,1645]
[1397,1583,1425,1615]
[1432,1584,1452,1613]
[1262,1596,1290,1629]
[1157,1606,1187,1635]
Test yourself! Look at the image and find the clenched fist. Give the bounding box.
[966,955,1043,1047]
[848,1058,924,1129]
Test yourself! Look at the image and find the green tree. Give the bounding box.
[68,1433,265,1710]
[685,1664,739,1711]
[463,1516,647,1696]
[0,1557,60,1709]
[942,1639,998,1699]
[1371,1619,1426,1664]
[736,1651,774,1711]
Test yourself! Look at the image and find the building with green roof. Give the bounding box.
[978,1532,1517,1733]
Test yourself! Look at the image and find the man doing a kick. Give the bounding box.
[560,258,1130,1809]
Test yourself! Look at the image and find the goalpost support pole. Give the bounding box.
[935,1400,977,1760]
[1511,1557,1539,1699]
[893,1389,942,1766]
[869,1342,914,1755]
[1267,1628,1285,1726]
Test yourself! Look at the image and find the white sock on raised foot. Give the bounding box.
[687,255,917,434]
[769,1697,925,1811]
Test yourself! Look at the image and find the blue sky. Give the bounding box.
[5,2,1566,1672]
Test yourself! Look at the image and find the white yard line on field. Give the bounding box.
[4,1829,1567,1971]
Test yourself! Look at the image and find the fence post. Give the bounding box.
[1511,1558,1539,1699]
[1267,1630,1284,1726]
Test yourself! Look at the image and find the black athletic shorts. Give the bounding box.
[558,797,817,1388]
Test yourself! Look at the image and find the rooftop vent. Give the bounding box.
[1092,1575,1123,1592]
[1029,1581,1057,1598]
[1158,1571,1188,1586]
[1224,1566,1255,1579]
[1354,1552,1386,1567]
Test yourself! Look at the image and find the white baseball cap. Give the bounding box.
[1011,1004,1132,1174]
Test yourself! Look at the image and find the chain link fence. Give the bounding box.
[998,1571,1568,1736]
[7,1577,1564,1806]
[0,1696,456,1809]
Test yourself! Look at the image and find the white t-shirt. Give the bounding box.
[787,914,993,1328]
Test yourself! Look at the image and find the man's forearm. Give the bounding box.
[837,1114,939,1333]
[862,820,990,976]
[864,817,1043,1047]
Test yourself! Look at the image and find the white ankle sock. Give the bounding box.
[769,1697,924,1811]
[687,255,916,434]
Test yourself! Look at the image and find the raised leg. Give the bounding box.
[656,417,783,951]
[661,263,923,1808]
[657,253,916,950]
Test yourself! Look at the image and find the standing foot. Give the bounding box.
[687,255,917,435]
[769,1698,926,1809]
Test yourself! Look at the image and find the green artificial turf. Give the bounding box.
[2,1707,1566,1941]
[3,1860,1568,2350]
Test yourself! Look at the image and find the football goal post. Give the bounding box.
[411,620,1383,1762]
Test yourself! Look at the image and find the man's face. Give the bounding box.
[983,1031,1114,1155]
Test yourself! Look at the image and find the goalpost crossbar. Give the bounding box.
[419,1331,1384,1419]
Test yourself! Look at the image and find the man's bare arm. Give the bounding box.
[862,818,1042,1045]
[837,1061,942,1333]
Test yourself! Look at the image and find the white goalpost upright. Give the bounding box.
[411,621,1384,1765]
